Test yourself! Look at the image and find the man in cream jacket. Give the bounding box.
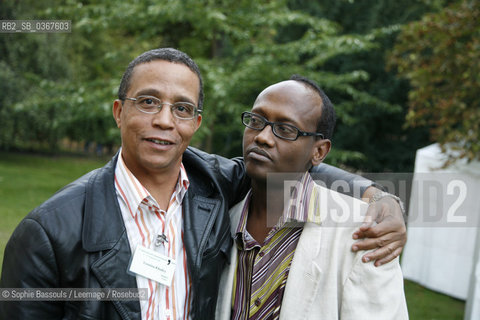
[216,76,408,319]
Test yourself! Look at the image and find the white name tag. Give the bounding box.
[129,245,176,286]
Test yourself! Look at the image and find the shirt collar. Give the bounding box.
[234,190,256,249]
[234,172,318,248]
[175,162,190,204]
[235,172,316,234]
[278,171,315,228]
[114,149,189,217]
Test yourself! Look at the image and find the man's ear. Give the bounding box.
[113,100,123,128]
[195,114,202,130]
[311,139,331,166]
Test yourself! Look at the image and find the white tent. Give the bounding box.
[400,143,480,319]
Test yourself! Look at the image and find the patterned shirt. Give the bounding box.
[232,173,316,320]
[115,153,192,320]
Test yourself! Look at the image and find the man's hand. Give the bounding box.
[352,188,407,267]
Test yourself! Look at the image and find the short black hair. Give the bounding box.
[118,48,204,110]
[289,74,336,140]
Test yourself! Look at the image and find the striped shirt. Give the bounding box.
[232,173,316,320]
[114,153,192,320]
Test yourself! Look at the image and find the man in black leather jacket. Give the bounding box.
[0,48,405,320]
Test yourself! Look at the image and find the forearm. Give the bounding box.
[309,162,374,198]
[308,163,407,266]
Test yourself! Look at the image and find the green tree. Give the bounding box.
[2,0,391,161]
[1,0,443,171]
[0,0,133,152]
[0,0,72,151]
[389,0,480,166]
[122,0,405,167]
[286,0,446,172]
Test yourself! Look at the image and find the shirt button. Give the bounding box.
[255,298,261,306]
[259,252,265,257]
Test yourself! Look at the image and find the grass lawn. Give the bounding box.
[0,151,107,268]
[0,152,466,318]
[404,280,465,319]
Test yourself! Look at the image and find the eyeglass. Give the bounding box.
[124,95,201,120]
[241,111,324,141]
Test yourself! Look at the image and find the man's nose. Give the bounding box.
[152,105,175,128]
[254,124,275,146]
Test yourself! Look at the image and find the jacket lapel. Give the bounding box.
[228,197,246,237]
[215,198,246,320]
[90,233,140,320]
[82,154,141,320]
[280,223,323,320]
[182,192,222,271]
[217,196,324,320]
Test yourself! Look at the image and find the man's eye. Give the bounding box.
[250,117,262,126]
[176,105,187,112]
[138,97,157,105]
[175,104,194,113]
[277,125,296,134]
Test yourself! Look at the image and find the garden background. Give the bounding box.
[1,0,479,319]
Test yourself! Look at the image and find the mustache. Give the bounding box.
[245,146,272,160]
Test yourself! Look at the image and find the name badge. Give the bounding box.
[129,245,176,286]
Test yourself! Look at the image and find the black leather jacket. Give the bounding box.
[0,148,249,320]
[0,147,371,320]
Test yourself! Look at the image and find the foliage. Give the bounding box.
[0,0,71,151]
[0,0,460,172]
[388,0,480,166]
[0,0,125,152]
[287,0,442,172]
[1,0,386,162]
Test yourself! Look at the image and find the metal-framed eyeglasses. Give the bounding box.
[123,95,201,120]
[241,111,324,141]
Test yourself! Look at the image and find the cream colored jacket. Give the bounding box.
[215,185,408,320]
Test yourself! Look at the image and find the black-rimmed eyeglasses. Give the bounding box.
[241,112,324,141]
[123,95,201,120]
